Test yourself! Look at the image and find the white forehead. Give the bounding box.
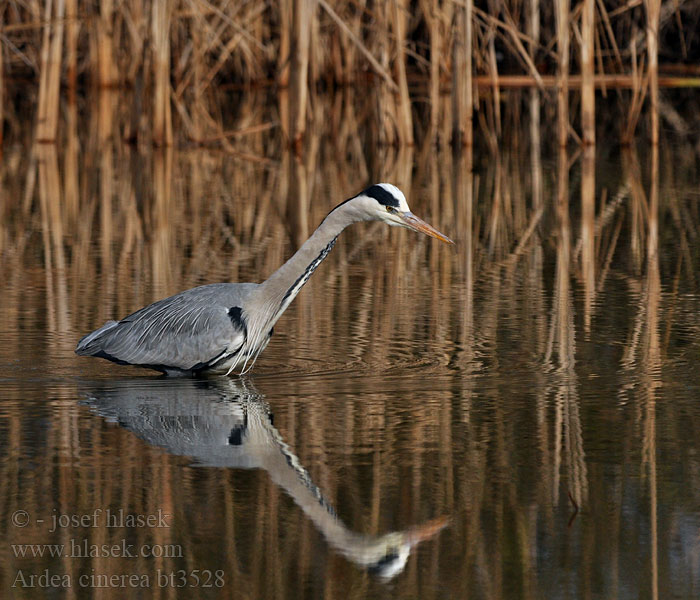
[376,183,410,211]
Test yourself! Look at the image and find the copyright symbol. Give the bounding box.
[12,510,30,527]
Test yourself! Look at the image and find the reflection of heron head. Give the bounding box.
[366,535,412,579]
[362,516,450,580]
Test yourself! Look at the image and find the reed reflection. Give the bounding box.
[81,378,447,579]
[580,146,595,335]
[37,144,70,338]
[545,144,588,508]
[644,141,661,600]
[624,132,662,600]
[454,145,475,367]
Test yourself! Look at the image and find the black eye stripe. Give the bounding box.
[362,185,400,208]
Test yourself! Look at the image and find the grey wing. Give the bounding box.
[76,284,254,372]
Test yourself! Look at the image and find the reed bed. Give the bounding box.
[2,0,699,147]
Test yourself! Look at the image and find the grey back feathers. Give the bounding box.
[76,183,433,376]
[76,284,258,375]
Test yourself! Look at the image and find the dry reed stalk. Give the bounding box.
[621,38,649,144]
[332,2,358,85]
[65,0,78,105]
[152,0,173,146]
[555,0,570,147]
[328,17,343,84]
[595,0,624,73]
[97,0,118,87]
[374,4,399,147]
[123,0,146,84]
[524,18,541,224]
[435,2,453,144]
[471,73,700,88]
[528,0,541,209]
[486,14,501,136]
[278,0,292,87]
[121,3,147,143]
[581,0,595,145]
[193,3,269,101]
[317,0,398,92]
[452,0,473,146]
[291,0,312,151]
[495,5,544,89]
[0,33,3,152]
[63,95,80,228]
[62,0,79,225]
[96,90,116,320]
[277,87,292,147]
[308,3,320,92]
[188,12,204,142]
[152,148,175,296]
[419,0,440,133]
[392,0,414,145]
[36,0,65,143]
[463,0,473,147]
[628,0,679,50]
[645,0,661,145]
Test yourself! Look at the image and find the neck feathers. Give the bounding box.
[279,235,338,306]
[253,201,355,331]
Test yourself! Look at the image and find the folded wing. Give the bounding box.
[76,284,253,373]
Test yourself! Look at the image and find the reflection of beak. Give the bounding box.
[399,212,454,244]
[405,515,450,546]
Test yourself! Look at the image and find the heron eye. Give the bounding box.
[386,206,394,213]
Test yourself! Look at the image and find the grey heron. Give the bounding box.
[76,183,453,376]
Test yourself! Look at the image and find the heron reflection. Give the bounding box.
[81,378,447,579]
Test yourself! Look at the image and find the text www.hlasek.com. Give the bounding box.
[12,538,182,559]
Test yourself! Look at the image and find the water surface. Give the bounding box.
[1,103,699,599]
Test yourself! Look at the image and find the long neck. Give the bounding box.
[255,205,355,322]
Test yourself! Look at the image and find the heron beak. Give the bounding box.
[398,212,454,244]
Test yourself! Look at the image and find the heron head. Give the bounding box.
[355,183,454,244]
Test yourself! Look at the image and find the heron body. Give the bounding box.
[76,183,453,375]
